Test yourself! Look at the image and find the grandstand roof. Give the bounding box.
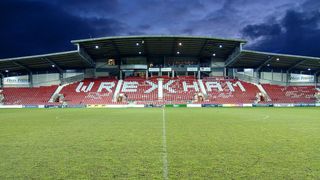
[0,35,320,73]
[228,50,320,72]
[0,51,94,72]
[71,35,246,59]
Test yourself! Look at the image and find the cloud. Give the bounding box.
[168,0,302,38]
[241,2,320,57]
[241,23,282,39]
[0,0,317,59]
[0,0,125,58]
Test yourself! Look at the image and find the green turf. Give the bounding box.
[0,108,320,179]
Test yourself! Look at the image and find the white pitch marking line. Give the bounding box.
[162,107,169,180]
[262,115,270,120]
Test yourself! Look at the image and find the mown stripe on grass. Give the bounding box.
[162,107,168,180]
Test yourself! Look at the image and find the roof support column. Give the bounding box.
[0,73,3,88]
[254,69,261,79]
[59,73,63,84]
[224,67,228,77]
[119,70,123,80]
[315,71,320,84]
[286,70,290,86]
[232,68,236,79]
[29,72,33,87]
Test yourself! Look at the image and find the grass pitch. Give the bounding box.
[0,107,320,179]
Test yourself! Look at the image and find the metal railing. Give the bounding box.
[234,73,260,84]
[32,79,60,87]
[61,74,84,85]
[235,73,318,86]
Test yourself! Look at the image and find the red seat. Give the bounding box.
[262,84,317,103]
[2,85,58,105]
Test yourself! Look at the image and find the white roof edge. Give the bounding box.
[242,50,320,60]
[0,50,79,62]
[71,35,247,44]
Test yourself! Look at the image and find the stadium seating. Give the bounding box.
[262,84,317,103]
[203,79,260,104]
[163,76,199,103]
[59,77,118,105]
[1,76,318,105]
[120,77,158,102]
[2,85,58,105]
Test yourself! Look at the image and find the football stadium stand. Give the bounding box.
[262,84,318,104]
[0,76,318,105]
[2,85,58,105]
[59,77,117,105]
[0,35,319,106]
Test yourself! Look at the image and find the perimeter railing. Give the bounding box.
[235,73,318,86]
[61,74,84,85]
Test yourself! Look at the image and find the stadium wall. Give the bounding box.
[33,73,60,86]
[63,72,83,78]
[238,70,316,85]
[1,73,82,87]
[1,103,319,109]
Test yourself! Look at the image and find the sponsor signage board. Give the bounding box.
[290,74,314,82]
[3,76,29,85]
[120,65,148,70]
[200,67,211,72]
[187,67,198,72]
[161,68,172,72]
[149,68,160,72]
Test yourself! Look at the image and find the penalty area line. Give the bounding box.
[162,107,169,180]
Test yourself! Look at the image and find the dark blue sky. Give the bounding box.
[0,0,319,58]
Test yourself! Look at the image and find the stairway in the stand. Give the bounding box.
[48,84,69,103]
[254,83,271,101]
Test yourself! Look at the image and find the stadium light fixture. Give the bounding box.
[219,45,223,48]
[95,45,100,49]
[141,40,144,44]
[308,68,311,71]
[138,51,142,55]
[212,53,216,57]
[5,70,9,73]
[136,42,140,46]
[178,42,182,46]
[177,51,180,55]
[51,64,55,68]
[276,58,280,61]
[267,64,270,67]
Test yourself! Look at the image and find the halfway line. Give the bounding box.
[162,107,169,180]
